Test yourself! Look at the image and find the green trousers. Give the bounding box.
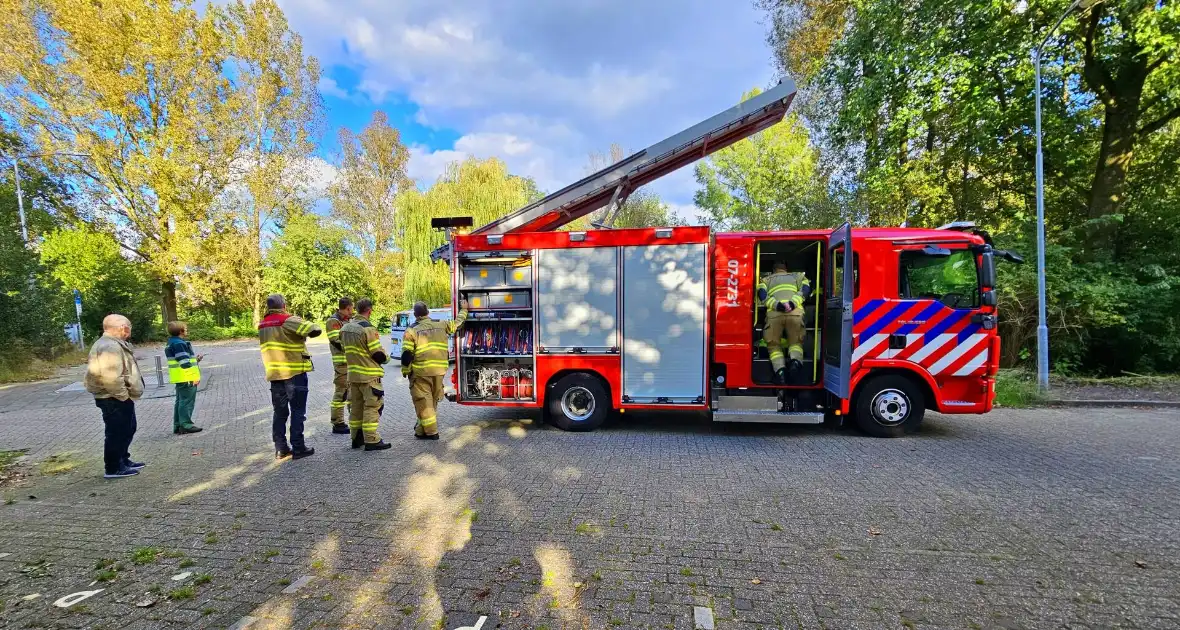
[174,382,198,429]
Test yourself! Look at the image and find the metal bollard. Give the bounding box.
[155,355,165,388]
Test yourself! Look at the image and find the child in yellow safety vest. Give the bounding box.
[165,321,204,434]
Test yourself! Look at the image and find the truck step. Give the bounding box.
[711,409,825,424]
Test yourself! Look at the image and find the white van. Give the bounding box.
[390,307,455,362]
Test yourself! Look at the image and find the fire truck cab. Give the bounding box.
[432,78,1016,437]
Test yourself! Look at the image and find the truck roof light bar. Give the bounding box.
[430,78,797,261]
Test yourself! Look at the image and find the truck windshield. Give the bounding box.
[900,249,979,308]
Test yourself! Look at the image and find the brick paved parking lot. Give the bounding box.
[0,339,1177,630]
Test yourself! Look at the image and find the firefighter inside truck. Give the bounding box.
[753,239,825,386]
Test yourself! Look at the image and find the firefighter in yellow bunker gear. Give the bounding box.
[339,298,391,451]
[324,297,354,434]
[401,300,468,439]
[759,261,812,384]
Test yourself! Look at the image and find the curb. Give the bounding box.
[1042,399,1180,409]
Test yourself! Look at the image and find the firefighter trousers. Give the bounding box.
[348,382,383,444]
[330,364,348,426]
[410,375,444,437]
[764,311,805,371]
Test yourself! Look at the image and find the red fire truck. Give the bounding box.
[431,79,1021,437]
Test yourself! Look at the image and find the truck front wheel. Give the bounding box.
[546,373,609,432]
[852,374,925,438]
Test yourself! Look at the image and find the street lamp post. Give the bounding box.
[5,151,90,244]
[1033,0,1102,391]
[12,159,28,244]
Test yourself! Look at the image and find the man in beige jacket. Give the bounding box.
[85,314,146,479]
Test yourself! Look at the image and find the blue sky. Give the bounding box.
[285,0,778,220]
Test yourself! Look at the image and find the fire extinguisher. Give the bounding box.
[500,369,516,399]
[518,370,533,399]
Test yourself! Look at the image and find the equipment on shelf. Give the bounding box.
[464,365,534,400]
[460,321,532,355]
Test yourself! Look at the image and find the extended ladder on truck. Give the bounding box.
[430,79,797,261]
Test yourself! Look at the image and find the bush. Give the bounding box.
[0,340,87,384]
[180,311,257,341]
[40,226,159,343]
[993,369,1044,408]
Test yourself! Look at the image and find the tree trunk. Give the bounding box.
[253,289,262,326]
[1086,100,1140,256]
[161,280,178,325]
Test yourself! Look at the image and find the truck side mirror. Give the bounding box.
[996,249,1025,264]
[981,289,997,307]
[981,251,997,288]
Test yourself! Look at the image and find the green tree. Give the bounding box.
[0,0,243,323]
[263,212,371,321]
[329,111,414,313]
[758,0,1180,374]
[220,0,323,324]
[1,139,82,362]
[40,225,159,342]
[330,111,413,257]
[397,158,540,307]
[693,90,838,231]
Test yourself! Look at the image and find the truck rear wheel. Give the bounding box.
[546,373,609,432]
[852,374,925,438]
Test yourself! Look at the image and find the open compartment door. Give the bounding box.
[823,223,854,399]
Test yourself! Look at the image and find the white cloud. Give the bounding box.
[317,76,348,99]
[280,0,777,207]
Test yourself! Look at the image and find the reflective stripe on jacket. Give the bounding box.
[340,317,387,383]
[258,311,320,381]
[403,310,467,377]
[758,271,810,311]
[165,336,201,384]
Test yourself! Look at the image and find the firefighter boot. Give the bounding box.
[364,441,392,451]
[774,368,788,385]
[787,359,804,385]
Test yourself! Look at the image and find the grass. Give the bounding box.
[0,348,87,384]
[277,578,291,586]
[679,567,693,577]
[39,453,79,476]
[770,523,783,532]
[994,369,1045,408]
[201,608,216,616]
[263,548,280,559]
[168,586,196,600]
[94,569,118,582]
[0,449,27,473]
[179,559,195,569]
[204,532,219,544]
[310,559,325,571]
[193,574,212,586]
[400,605,415,615]
[574,522,600,535]
[130,547,160,564]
